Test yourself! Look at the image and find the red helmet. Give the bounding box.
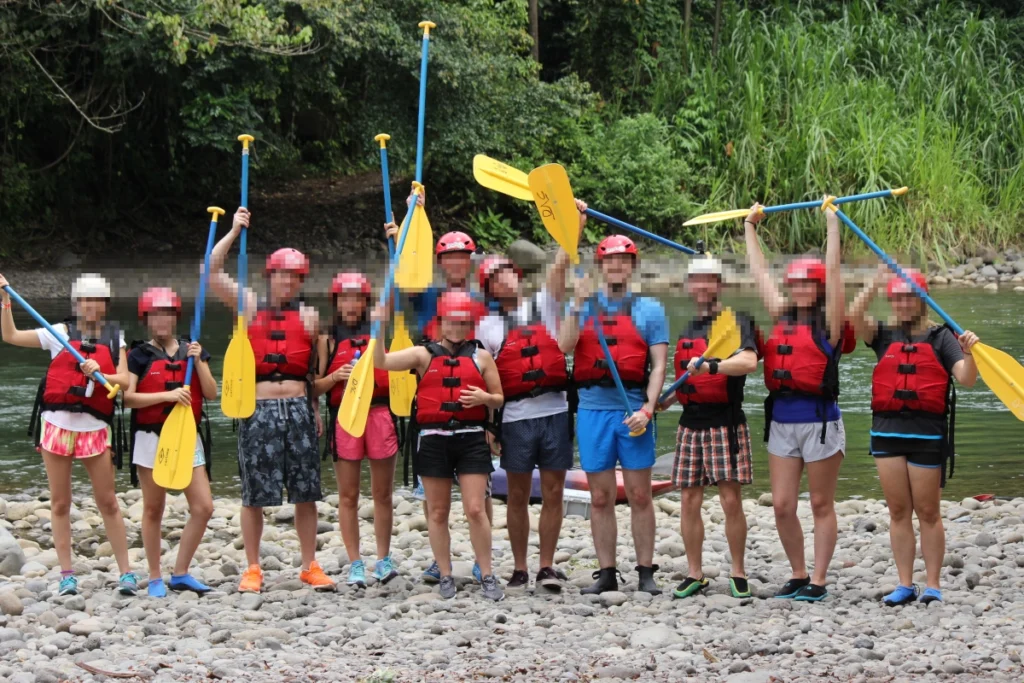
[435,231,476,256]
[436,291,478,321]
[331,272,371,297]
[597,235,638,261]
[887,268,928,298]
[784,257,827,285]
[138,287,182,320]
[266,248,310,277]
[477,255,520,293]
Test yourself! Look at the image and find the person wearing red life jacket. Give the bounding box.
[558,228,670,597]
[656,255,760,600]
[0,273,136,597]
[744,199,854,602]
[371,291,506,602]
[848,265,978,606]
[474,199,584,592]
[123,287,217,598]
[209,207,334,594]
[313,272,399,589]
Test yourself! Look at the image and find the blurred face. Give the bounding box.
[75,298,107,323]
[440,315,473,343]
[335,292,367,325]
[787,280,822,309]
[146,309,178,339]
[686,274,722,309]
[438,252,472,285]
[488,266,520,300]
[890,293,926,325]
[600,254,635,289]
[269,271,303,302]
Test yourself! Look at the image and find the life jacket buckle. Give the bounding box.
[68,386,89,397]
[440,401,462,413]
[442,377,462,388]
[263,353,287,364]
[269,330,287,341]
[772,369,792,380]
[679,384,697,395]
[443,358,461,367]
[521,368,545,382]
[79,342,97,354]
[894,389,918,400]
[164,362,182,371]
[681,341,694,349]
[520,345,540,358]
[777,344,794,355]
[604,337,618,346]
[165,381,183,390]
[897,363,917,375]
[901,344,918,353]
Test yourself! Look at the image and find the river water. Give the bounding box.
[0,289,1021,502]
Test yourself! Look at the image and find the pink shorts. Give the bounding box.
[335,405,399,461]
[39,423,112,459]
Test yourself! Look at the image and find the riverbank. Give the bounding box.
[0,491,1022,682]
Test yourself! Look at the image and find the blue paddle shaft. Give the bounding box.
[373,198,419,339]
[185,216,219,387]
[415,32,431,183]
[238,146,250,316]
[379,145,395,259]
[764,188,899,215]
[2,286,110,387]
[834,209,963,335]
[584,208,698,255]
[659,356,709,404]
[584,298,639,417]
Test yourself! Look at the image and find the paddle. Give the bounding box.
[835,208,1024,420]
[526,163,644,436]
[339,184,423,436]
[396,21,436,292]
[2,286,120,399]
[658,308,742,404]
[474,155,699,255]
[221,134,258,419]
[375,132,417,417]
[682,187,909,226]
[154,206,222,489]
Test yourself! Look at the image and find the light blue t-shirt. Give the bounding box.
[574,293,669,411]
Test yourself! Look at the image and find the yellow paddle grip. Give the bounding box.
[820,195,838,213]
[237,134,254,149]
[375,133,391,148]
[892,187,909,197]
[207,206,225,221]
[419,20,436,37]
[104,383,120,400]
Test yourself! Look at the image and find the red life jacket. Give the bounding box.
[131,340,203,432]
[871,328,950,416]
[325,322,390,409]
[414,341,489,428]
[763,317,854,398]
[674,335,729,405]
[572,298,648,389]
[250,301,314,383]
[40,322,120,422]
[494,303,568,402]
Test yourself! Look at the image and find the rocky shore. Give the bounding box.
[0,490,1022,682]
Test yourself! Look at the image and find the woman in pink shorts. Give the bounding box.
[315,272,399,588]
[0,273,136,597]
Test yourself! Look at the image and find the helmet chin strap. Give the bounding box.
[608,282,627,295]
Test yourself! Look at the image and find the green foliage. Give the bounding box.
[467,208,517,250]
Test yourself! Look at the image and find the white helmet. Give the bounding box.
[687,255,723,277]
[71,273,111,300]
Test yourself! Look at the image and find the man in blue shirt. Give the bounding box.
[558,230,669,595]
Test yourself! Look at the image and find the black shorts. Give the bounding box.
[499,412,573,473]
[237,398,322,507]
[870,436,945,469]
[415,431,494,480]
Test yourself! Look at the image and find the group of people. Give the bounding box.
[0,189,980,608]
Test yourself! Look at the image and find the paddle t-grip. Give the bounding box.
[237,134,254,150]
[419,20,436,36]
[375,133,391,148]
[207,206,225,221]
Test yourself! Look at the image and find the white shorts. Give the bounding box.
[132,431,206,470]
[768,419,846,463]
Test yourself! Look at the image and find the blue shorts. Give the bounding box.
[576,408,656,473]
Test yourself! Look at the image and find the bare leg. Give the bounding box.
[718,481,747,578]
[538,469,566,568]
[136,467,167,579]
[241,507,264,567]
[486,494,494,525]
[369,456,396,558]
[770,454,808,580]
[806,451,843,586]
[586,470,619,568]
[335,458,363,561]
[294,502,319,570]
[908,464,944,590]
[422,477,453,575]
[81,451,131,574]
[680,486,705,578]
[42,451,75,572]
[459,473,493,576]
[623,468,655,566]
[175,467,214,575]
[875,457,915,587]
[506,472,534,572]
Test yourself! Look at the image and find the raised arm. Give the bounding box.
[370,304,429,374]
[847,264,889,345]
[189,342,219,401]
[823,201,844,343]
[547,199,588,303]
[0,275,44,348]
[743,205,785,319]
[558,273,592,354]
[209,207,258,316]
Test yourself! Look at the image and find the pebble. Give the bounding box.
[599,591,628,607]
[0,593,23,617]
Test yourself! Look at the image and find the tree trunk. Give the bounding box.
[682,0,692,66]
[712,0,723,59]
[529,0,540,63]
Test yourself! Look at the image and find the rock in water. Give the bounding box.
[0,526,26,576]
[508,240,547,273]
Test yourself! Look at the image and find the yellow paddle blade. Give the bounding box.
[473,155,533,201]
[395,205,434,292]
[705,308,742,359]
[153,400,198,490]
[973,343,1024,421]
[682,208,752,226]
[338,339,377,438]
[527,163,580,265]
[388,313,416,417]
[221,315,256,418]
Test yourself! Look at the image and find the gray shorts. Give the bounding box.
[238,397,321,507]
[767,419,846,463]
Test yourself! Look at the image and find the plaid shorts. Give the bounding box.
[672,423,754,489]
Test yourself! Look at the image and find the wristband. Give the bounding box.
[709,360,719,375]
[640,408,652,421]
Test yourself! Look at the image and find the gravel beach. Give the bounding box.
[0,490,1021,682]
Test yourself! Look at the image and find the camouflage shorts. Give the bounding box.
[237,397,321,507]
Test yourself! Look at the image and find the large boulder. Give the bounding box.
[0,526,26,576]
